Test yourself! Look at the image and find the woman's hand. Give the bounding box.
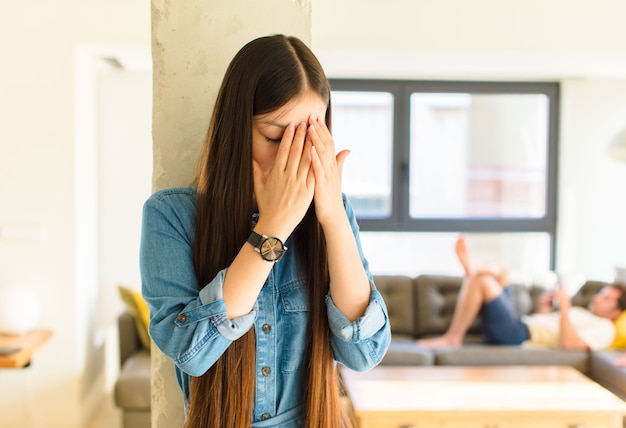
[307,115,350,226]
[252,122,315,239]
[305,116,371,321]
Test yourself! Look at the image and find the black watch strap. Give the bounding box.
[247,231,264,248]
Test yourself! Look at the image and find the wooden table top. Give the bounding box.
[341,365,626,413]
[0,330,53,368]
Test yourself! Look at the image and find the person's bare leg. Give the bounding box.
[455,234,474,277]
[458,233,510,287]
[417,234,507,349]
[417,274,503,348]
[479,259,510,288]
[416,234,479,348]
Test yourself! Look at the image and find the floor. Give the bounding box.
[86,393,122,428]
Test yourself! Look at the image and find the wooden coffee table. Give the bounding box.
[341,365,626,428]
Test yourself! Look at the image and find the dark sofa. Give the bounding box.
[376,274,626,400]
[113,274,626,427]
[114,311,151,428]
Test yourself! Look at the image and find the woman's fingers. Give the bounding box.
[285,122,308,174]
[299,132,314,182]
[256,121,314,234]
[273,123,296,172]
[306,115,351,224]
[335,149,350,176]
[252,159,266,188]
[307,116,339,179]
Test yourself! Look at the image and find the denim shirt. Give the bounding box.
[140,187,391,427]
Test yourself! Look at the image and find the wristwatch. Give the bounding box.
[247,231,287,262]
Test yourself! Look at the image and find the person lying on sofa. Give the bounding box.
[417,235,626,351]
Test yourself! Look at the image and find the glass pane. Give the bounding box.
[332,91,393,218]
[359,231,551,283]
[409,93,548,218]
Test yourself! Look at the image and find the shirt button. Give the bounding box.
[261,413,271,420]
[261,366,271,376]
[262,323,271,333]
[176,314,187,323]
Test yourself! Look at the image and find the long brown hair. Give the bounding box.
[189,35,350,428]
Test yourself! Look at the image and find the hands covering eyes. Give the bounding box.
[252,116,350,240]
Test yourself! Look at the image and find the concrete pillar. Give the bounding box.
[150,1,312,426]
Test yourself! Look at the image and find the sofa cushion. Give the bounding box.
[374,276,416,336]
[435,346,590,374]
[118,311,143,366]
[118,284,151,350]
[114,350,151,409]
[590,350,626,400]
[414,275,470,337]
[571,280,607,307]
[380,338,434,366]
[122,411,151,428]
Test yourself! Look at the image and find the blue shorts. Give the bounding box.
[480,287,530,345]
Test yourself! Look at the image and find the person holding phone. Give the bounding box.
[418,235,626,351]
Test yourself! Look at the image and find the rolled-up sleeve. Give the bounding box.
[196,270,256,340]
[326,283,390,371]
[326,283,387,342]
[140,189,255,377]
[324,196,391,371]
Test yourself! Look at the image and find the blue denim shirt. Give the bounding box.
[140,187,391,427]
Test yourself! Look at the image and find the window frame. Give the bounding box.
[329,79,560,266]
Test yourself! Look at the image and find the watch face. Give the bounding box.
[260,237,285,261]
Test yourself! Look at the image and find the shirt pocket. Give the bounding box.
[279,278,310,373]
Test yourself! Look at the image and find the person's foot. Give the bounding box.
[416,335,462,350]
[455,234,474,277]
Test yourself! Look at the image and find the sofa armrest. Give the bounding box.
[118,311,142,366]
[114,349,151,410]
[590,350,626,400]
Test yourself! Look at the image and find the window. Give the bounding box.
[330,80,559,274]
[332,90,394,218]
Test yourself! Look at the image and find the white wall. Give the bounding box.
[0,2,149,427]
[312,0,626,79]
[558,79,626,280]
[313,0,626,53]
[97,67,153,329]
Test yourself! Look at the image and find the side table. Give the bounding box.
[0,330,53,368]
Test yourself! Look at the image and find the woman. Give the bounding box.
[140,34,390,428]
